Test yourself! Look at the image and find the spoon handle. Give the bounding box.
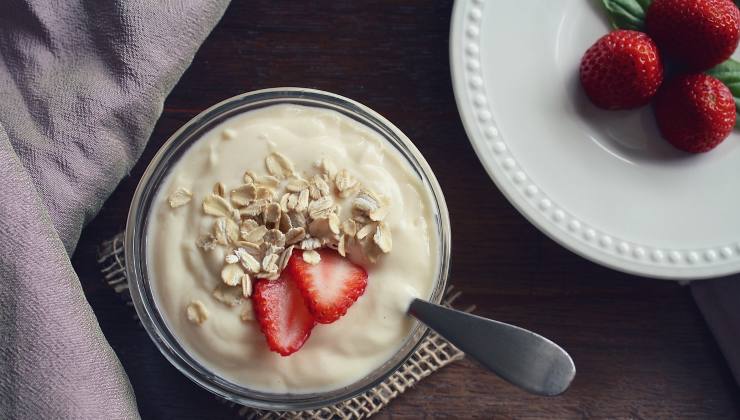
[408,298,575,396]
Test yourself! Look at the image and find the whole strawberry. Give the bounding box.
[580,30,663,110]
[646,0,740,71]
[654,74,736,153]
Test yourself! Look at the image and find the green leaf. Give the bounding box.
[707,58,740,127]
[600,0,652,31]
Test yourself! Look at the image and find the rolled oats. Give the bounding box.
[285,177,309,192]
[255,186,274,201]
[356,222,376,240]
[233,241,261,256]
[328,213,341,235]
[240,199,267,218]
[168,187,192,208]
[299,237,322,250]
[203,194,233,217]
[369,205,390,222]
[308,214,340,239]
[279,193,291,212]
[221,263,245,286]
[226,219,239,242]
[335,169,359,197]
[373,221,392,253]
[263,229,286,248]
[222,128,237,140]
[196,235,218,251]
[259,272,281,281]
[213,182,226,197]
[286,193,298,211]
[308,196,334,220]
[308,217,331,238]
[243,171,255,184]
[186,301,208,324]
[264,202,281,225]
[213,284,243,307]
[309,182,321,200]
[261,253,279,274]
[241,225,268,243]
[302,249,321,265]
[312,175,331,197]
[257,175,281,188]
[213,217,239,245]
[352,212,372,224]
[285,227,306,245]
[365,240,384,264]
[230,184,256,207]
[288,211,307,229]
[278,245,295,270]
[279,212,292,232]
[341,219,358,237]
[295,188,310,212]
[353,189,381,213]
[338,234,346,257]
[265,152,295,179]
[315,158,338,178]
[240,219,259,233]
[322,234,340,249]
[261,242,284,256]
[241,274,253,298]
[236,248,261,273]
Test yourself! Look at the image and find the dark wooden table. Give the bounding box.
[72,2,740,418]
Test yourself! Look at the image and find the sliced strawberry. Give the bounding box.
[288,248,368,324]
[252,271,316,356]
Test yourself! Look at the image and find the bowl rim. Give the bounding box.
[124,87,452,410]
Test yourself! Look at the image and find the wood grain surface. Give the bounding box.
[71,2,740,419]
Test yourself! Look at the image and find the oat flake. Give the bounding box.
[168,187,192,208]
[186,301,208,325]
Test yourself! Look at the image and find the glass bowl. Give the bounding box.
[125,88,451,411]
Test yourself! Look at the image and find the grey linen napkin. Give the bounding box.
[692,279,740,382]
[0,1,229,418]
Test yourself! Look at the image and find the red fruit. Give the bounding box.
[646,0,740,71]
[288,249,368,324]
[252,271,316,356]
[580,30,664,110]
[654,74,736,153]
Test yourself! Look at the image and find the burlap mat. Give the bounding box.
[97,233,467,419]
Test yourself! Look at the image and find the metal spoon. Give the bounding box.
[408,298,575,396]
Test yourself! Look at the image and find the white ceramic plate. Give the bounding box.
[450,0,740,280]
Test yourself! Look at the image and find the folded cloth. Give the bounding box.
[691,278,740,383]
[0,1,229,418]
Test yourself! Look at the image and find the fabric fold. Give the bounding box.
[0,0,230,417]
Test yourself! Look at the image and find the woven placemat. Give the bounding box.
[97,233,467,419]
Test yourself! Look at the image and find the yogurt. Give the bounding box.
[147,104,439,394]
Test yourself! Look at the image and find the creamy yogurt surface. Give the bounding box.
[147,104,439,393]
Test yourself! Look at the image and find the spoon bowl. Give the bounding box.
[408,298,575,396]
